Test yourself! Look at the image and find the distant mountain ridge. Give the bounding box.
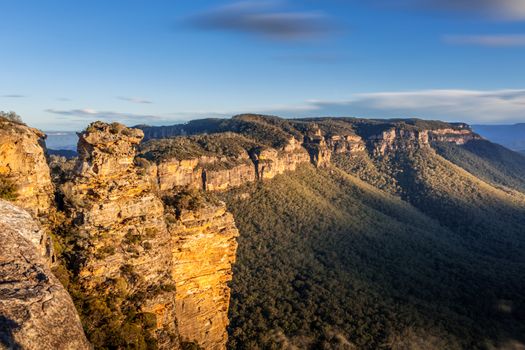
[473,123,525,151]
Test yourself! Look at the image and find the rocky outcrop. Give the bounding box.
[428,128,481,145]
[362,128,430,156]
[166,201,239,350]
[0,117,54,216]
[326,134,366,154]
[250,138,310,180]
[153,137,310,192]
[0,200,90,350]
[156,156,255,192]
[61,122,179,348]
[360,127,481,156]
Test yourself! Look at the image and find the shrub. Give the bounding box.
[0,111,23,123]
[0,175,18,200]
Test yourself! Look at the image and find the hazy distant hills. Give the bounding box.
[473,124,525,151]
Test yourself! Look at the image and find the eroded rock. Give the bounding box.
[0,200,90,350]
[166,201,239,350]
[61,122,180,349]
[0,117,54,216]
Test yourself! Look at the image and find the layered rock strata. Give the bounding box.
[0,200,90,350]
[0,117,54,216]
[152,138,310,192]
[61,122,179,348]
[147,122,482,193]
[0,117,56,259]
[166,202,239,350]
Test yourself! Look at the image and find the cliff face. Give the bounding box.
[150,137,310,193]
[144,118,481,193]
[359,127,481,157]
[428,128,482,145]
[156,156,255,192]
[61,122,180,349]
[0,117,53,216]
[0,200,90,350]
[165,201,239,350]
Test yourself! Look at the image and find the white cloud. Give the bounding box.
[264,89,525,123]
[45,108,163,125]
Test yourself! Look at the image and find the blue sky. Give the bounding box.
[1,0,524,130]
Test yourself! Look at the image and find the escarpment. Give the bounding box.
[0,200,90,350]
[139,116,481,193]
[60,122,180,348]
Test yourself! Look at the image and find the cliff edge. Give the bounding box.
[0,200,90,350]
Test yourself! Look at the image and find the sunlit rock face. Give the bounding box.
[326,134,366,154]
[167,202,239,350]
[0,117,54,216]
[428,128,482,145]
[153,137,311,192]
[61,122,180,348]
[0,200,91,350]
[360,127,481,156]
[156,156,256,192]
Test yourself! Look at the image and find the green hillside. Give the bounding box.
[432,139,525,193]
[222,163,525,350]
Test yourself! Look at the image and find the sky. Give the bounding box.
[1,0,525,130]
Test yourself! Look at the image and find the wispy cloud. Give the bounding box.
[379,0,525,20]
[45,108,163,124]
[117,96,153,104]
[262,89,525,123]
[443,34,525,47]
[187,1,335,41]
[2,94,25,98]
[44,108,230,127]
[273,52,350,63]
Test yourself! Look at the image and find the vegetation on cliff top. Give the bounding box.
[0,111,23,124]
[139,132,257,162]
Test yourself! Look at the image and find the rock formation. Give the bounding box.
[166,200,239,350]
[145,136,311,193]
[0,117,54,216]
[0,117,56,260]
[61,122,180,348]
[428,128,482,145]
[0,199,90,350]
[140,118,483,194]
[155,156,256,192]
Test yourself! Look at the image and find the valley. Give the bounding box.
[1,114,525,349]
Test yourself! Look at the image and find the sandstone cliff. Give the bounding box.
[0,200,90,350]
[165,198,239,350]
[140,118,481,193]
[0,117,54,216]
[0,117,56,259]
[60,122,180,349]
[141,134,311,193]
